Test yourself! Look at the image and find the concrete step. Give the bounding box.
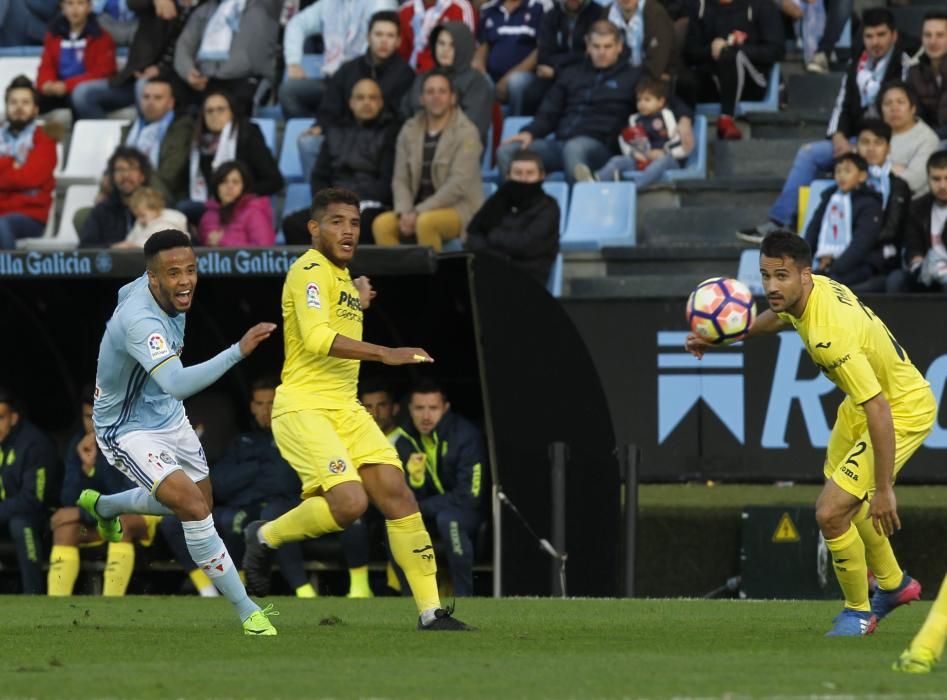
[742,111,829,140]
[713,139,801,178]
[785,73,844,112]
[638,205,770,246]
[570,271,738,298]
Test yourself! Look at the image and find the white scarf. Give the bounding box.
[0,121,37,166]
[197,0,247,62]
[866,161,891,207]
[855,49,891,109]
[410,0,450,68]
[125,111,174,169]
[189,121,238,202]
[815,190,852,262]
[321,0,373,76]
[608,1,645,67]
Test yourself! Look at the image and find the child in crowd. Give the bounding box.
[574,78,693,189]
[116,187,188,248]
[804,152,884,286]
[36,0,116,115]
[198,161,275,247]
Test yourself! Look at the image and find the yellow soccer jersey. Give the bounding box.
[273,248,363,416]
[778,275,929,406]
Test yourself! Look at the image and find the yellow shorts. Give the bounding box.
[823,388,937,499]
[272,406,402,497]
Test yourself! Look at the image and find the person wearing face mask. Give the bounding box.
[197,160,275,246]
[402,22,493,146]
[0,76,58,250]
[465,149,559,285]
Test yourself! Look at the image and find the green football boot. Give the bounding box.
[76,489,123,543]
[243,604,279,636]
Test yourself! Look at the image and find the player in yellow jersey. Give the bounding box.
[242,188,471,630]
[686,231,936,637]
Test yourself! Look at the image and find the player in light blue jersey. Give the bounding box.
[80,230,279,636]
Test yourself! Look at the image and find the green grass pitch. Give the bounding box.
[2,597,944,699]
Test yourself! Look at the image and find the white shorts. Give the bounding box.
[96,418,208,493]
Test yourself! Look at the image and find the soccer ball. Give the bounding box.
[686,277,756,345]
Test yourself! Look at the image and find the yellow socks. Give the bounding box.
[824,524,870,611]
[188,568,219,597]
[347,566,373,598]
[387,512,440,614]
[910,575,947,659]
[103,541,135,596]
[386,561,402,593]
[260,496,341,548]
[47,545,80,596]
[853,502,903,591]
[295,583,318,598]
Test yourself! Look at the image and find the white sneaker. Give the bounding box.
[806,52,829,74]
[573,164,597,182]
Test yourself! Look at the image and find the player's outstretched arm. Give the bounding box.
[685,308,789,359]
[328,334,434,365]
[239,322,278,357]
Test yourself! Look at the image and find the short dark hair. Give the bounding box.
[835,152,869,173]
[107,146,152,181]
[210,160,254,224]
[143,76,174,95]
[509,149,545,175]
[369,10,400,32]
[862,7,896,32]
[927,149,947,172]
[251,376,280,392]
[760,230,813,269]
[359,379,395,401]
[5,74,38,105]
[200,89,240,126]
[421,67,454,93]
[409,377,447,401]
[0,387,20,413]
[310,187,361,221]
[923,10,947,27]
[877,79,918,111]
[636,77,669,100]
[857,118,891,142]
[587,19,622,43]
[144,230,193,269]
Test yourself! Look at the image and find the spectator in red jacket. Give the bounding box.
[398,0,476,71]
[0,76,57,249]
[197,160,275,247]
[36,0,116,115]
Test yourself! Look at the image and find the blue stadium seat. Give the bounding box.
[483,182,498,198]
[837,18,851,49]
[562,182,636,250]
[542,181,569,233]
[696,64,781,117]
[547,252,564,297]
[0,46,43,57]
[279,118,313,182]
[664,114,709,182]
[500,116,531,143]
[300,54,324,79]
[251,117,277,157]
[282,182,311,218]
[736,248,763,296]
[799,178,834,234]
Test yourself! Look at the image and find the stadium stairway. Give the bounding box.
[565,58,844,298]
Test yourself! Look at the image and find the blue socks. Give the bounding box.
[96,488,173,518]
[182,515,259,622]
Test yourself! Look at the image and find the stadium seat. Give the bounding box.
[561,182,636,250]
[282,182,311,218]
[49,184,98,248]
[799,178,834,234]
[736,248,763,296]
[664,114,709,182]
[500,116,531,143]
[15,200,58,250]
[541,181,569,233]
[300,54,324,79]
[696,64,781,117]
[837,18,851,49]
[547,252,564,297]
[0,47,43,57]
[0,57,42,119]
[59,119,129,185]
[279,118,313,183]
[251,117,277,157]
[483,182,497,198]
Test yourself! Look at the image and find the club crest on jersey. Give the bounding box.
[148,333,170,360]
[328,458,347,474]
[159,451,177,465]
[306,282,321,309]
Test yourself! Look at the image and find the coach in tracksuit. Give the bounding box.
[0,390,61,594]
[394,380,487,597]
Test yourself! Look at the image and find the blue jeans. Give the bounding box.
[768,138,837,225]
[496,136,612,183]
[71,79,137,119]
[279,78,324,119]
[298,131,324,183]
[504,71,538,116]
[0,213,44,249]
[597,153,679,189]
[819,0,853,54]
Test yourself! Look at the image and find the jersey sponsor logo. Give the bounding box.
[338,290,362,311]
[328,458,347,474]
[158,451,177,466]
[815,353,850,374]
[306,282,321,309]
[148,333,171,360]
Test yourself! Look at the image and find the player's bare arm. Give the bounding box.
[239,323,277,356]
[862,392,899,536]
[328,334,434,365]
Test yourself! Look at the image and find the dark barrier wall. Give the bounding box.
[563,297,947,483]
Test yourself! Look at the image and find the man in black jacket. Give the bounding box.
[739,8,916,241]
[393,380,487,597]
[497,20,641,183]
[681,0,784,140]
[466,149,559,285]
[282,79,399,244]
[0,389,61,594]
[296,11,415,181]
[78,146,151,248]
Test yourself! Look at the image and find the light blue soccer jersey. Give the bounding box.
[93,273,187,439]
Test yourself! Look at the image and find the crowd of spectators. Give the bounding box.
[2,0,947,297]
